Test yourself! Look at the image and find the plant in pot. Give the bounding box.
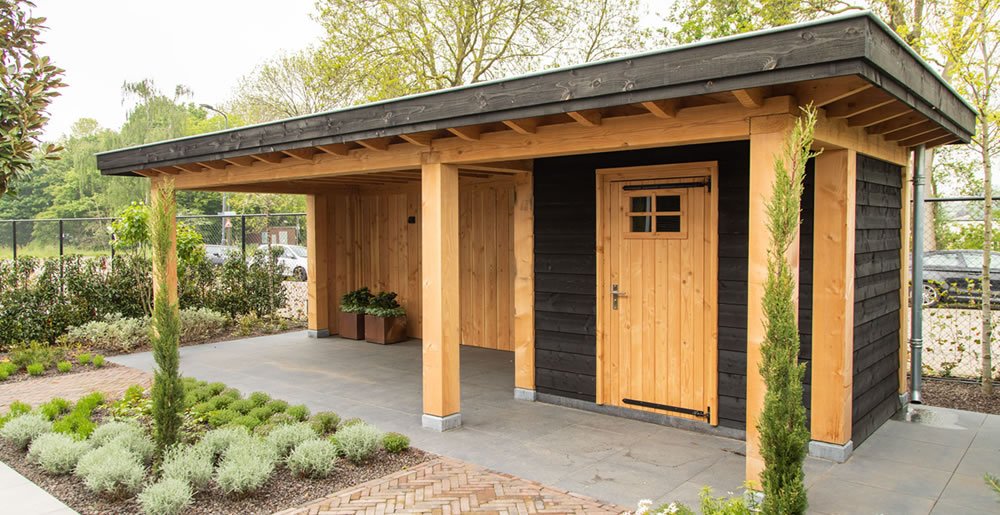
[339,287,373,340]
[364,291,407,344]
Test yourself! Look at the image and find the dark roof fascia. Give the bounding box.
[96,12,975,177]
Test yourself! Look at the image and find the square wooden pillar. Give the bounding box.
[421,160,461,431]
[809,149,857,462]
[513,172,536,400]
[150,178,178,308]
[306,193,331,338]
[746,114,799,483]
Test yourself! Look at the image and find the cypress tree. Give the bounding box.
[149,179,184,452]
[758,106,817,515]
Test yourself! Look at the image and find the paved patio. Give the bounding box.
[110,332,1000,514]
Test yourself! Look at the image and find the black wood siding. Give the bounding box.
[532,142,753,429]
[852,154,903,446]
[800,162,815,427]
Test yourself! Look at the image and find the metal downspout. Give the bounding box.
[910,145,926,404]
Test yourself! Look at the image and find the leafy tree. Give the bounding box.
[0,0,64,198]
[758,107,817,515]
[229,50,340,124]
[148,179,184,453]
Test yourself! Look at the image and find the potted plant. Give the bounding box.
[339,287,373,340]
[364,291,407,344]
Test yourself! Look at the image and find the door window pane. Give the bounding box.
[631,216,652,232]
[631,196,652,212]
[656,195,681,212]
[656,215,681,232]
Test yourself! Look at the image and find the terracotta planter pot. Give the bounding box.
[338,312,365,340]
[364,315,407,344]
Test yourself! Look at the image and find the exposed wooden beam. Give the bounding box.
[198,160,229,170]
[316,143,352,156]
[136,170,159,177]
[447,126,481,141]
[732,88,767,108]
[502,118,539,134]
[251,152,285,164]
[898,128,951,147]
[926,135,960,148]
[356,137,392,151]
[824,89,895,119]
[567,109,602,127]
[174,163,206,173]
[795,76,873,107]
[846,103,911,128]
[865,112,926,135]
[150,167,178,175]
[399,133,435,146]
[641,99,680,119]
[459,160,532,174]
[884,120,938,141]
[281,148,317,161]
[222,156,256,167]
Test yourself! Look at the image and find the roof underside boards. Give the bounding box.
[96,12,976,178]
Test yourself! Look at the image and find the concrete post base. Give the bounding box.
[307,329,330,338]
[422,413,462,432]
[514,388,537,401]
[808,440,853,463]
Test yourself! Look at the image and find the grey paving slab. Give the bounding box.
[108,332,1000,512]
[0,462,77,514]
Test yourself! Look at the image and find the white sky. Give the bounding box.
[34,0,324,140]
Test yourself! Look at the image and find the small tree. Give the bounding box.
[0,0,65,198]
[149,179,184,452]
[757,106,817,515]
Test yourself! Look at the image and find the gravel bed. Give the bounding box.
[920,377,1000,415]
[0,440,431,515]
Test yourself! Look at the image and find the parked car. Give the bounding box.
[258,243,308,281]
[923,250,1000,307]
[204,244,238,266]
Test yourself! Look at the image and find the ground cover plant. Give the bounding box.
[0,344,108,384]
[0,377,427,514]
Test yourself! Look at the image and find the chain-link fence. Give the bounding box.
[0,213,307,260]
[918,197,999,380]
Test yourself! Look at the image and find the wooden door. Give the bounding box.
[597,163,718,425]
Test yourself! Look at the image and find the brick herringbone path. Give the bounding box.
[277,457,627,515]
[0,366,151,410]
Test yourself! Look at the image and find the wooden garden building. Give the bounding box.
[97,13,976,481]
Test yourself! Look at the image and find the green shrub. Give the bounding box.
[287,439,338,478]
[229,399,255,415]
[247,406,273,422]
[309,411,340,435]
[0,361,17,380]
[27,432,89,475]
[39,398,72,420]
[219,388,241,400]
[64,314,149,353]
[161,444,213,491]
[336,422,382,463]
[123,384,146,402]
[191,401,216,416]
[179,307,228,342]
[268,412,297,426]
[195,426,252,463]
[208,394,234,410]
[76,391,105,411]
[229,415,261,432]
[206,382,226,395]
[248,391,271,407]
[92,355,105,368]
[90,420,145,447]
[215,439,277,496]
[138,477,193,515]
[26,363,44,376]
[382,432,410,453]
[264,399,288,414]
[10,341,61,369]
[0,413,52,449]
[74,445,145,498]
[52,412,96,440]
[265,423,317,458]
[286,404,309,421]
[207,409,240,428]
[0,400,32,429]
[365,291,405,318]
[340,417,364,428]
[106,431,156,466]
[56,360,72,373]
[77,352,92,365]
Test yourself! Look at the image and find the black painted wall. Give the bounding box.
[532,142,755,429]
[852,155,903,446]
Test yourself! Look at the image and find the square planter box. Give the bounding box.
[338,312,365,340]
[364,315,407,344]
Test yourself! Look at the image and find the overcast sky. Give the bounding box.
[34,1,324,140]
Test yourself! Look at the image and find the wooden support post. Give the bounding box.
[746,114,798,484]
[513,172,536,400]
[150,178,178,308]
[421,159,462,431]
[306,193,331,337]
[810,149,857,457]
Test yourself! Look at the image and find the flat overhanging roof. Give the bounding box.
[96,11,976,177]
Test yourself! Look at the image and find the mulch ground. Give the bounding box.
[921,378,1000,415]
[0,440,431,515]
